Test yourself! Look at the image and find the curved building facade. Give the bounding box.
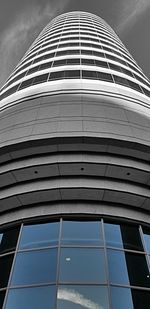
[0,11,149,309]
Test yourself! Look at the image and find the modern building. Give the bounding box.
[0,10,150,309]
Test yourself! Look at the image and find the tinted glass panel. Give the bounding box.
[120,225,143,251]
[105,223,123,248]
[61,220,103,245]
[11,249,57,285]
[49,71,65,80]
[0,291,5,309]
[59,248,106,283]
[95,60,108,68]
[82,70,97,79]
[53,59,67,66]
[57,285,109,309]
[5,286,56,309]
[113,75,129,86]
[0,227,19,253]
[28,66,39,75]
[132,289,150,309]
[19,222,59,249]
[32,73,48,84]
[143,229,150,252]
[108,249,130,284]
[0,254,14,288]
[19,78,34,90]
[66,59,80,65]
[81,59,95,65]
[124,252,150,287]
[97,71,113,81]
[39,62,52,70]
[65,70,80,78]
[111,287,134,309]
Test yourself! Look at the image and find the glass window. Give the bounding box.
[32,73,48,85]
[131,289,150,309]
[49,71,65,80]
[109,63,122,72]
[66,59,80,65]
[97,71,113,82]
[104,223,124,248]
[19,78,34,90]
[0,254,14,288]
[39,62,52,70]
[19,222,59,249]
[81,59,95,65]
[65,70,80,79]
[11,249,57,286]
[143,228,150,252]
[111,287,134,309]
[0,291,5,309]
[81,49,93,55]
[128,80,142,93]
[61,220,103,245]
[113,75,129,86]
[107,249,130,285]
[121,67,134,77]
[0,227,20,253]
[142,87,150,97]
[120,225,143,251]
[53,59,67,66]
[82,70,97,79]
[95,60,108,68]
[93,50,105,57]
[57,285,109,309]
[124,252,150,287]
[59,248,106,283]
[104,223,143,251]
[28,66,39,75]
[5,286,56,309]
[67,49,80,54]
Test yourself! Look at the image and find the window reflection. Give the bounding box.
[143,229,150,253]
[11,249,57,286]
[19,222,59,249]
[5,286,56,309]
[57,285,109,309]
[107,249,129,284]
[59,248,106,283]
[104,223,123,248]
[111,287,134,309]
[61,221,103,245]
[0,218,149,308]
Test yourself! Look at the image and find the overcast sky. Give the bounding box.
[0,0,150,87]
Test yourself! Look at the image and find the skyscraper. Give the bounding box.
[0,10,150,309]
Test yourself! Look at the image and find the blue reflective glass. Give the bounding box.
[107,249,129,284]
[59,248,106,283]
[11,249,57,285]
[111,287,134,309]
[143,230,150,253]
[5,286,56,309]
[57,285,109,309]
[19,222,59,249]
[61,221,103,245]
[104,223,123,248]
